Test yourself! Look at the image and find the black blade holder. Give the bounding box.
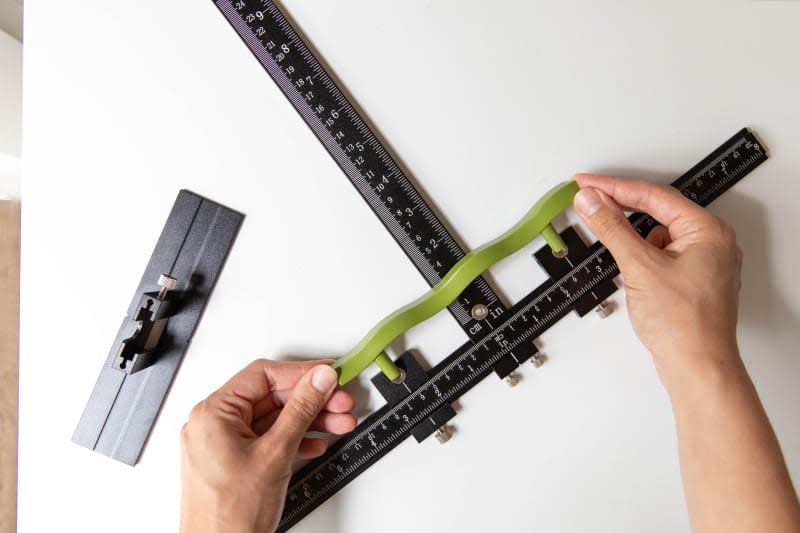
[73,190,243,465]
[115,274,179,375]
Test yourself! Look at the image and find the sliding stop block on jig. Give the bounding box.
[332,180,580,385]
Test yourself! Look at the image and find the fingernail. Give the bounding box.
[574,188,602,217]
[311,365,338,392]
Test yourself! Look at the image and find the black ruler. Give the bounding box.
[212,1,769,530]
[215,0,508,341]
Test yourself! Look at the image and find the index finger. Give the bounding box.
[573,174,709,230]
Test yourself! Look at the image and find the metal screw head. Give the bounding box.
[434,425,452,444]
[391,368,407,385]
[503,371,521,388]
[594,301,613,319]
[158,274,177,291]
[531,353,546,368]
[157,274,178,300]
[471,304,489,321]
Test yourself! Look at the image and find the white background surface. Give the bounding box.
[0,28,21,160]
[19,1,800,532]
[0,28,22,199]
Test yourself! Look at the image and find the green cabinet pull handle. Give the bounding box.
[332,180,580,385]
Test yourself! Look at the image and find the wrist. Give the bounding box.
[652,340,746,399]
[180,487,261,533]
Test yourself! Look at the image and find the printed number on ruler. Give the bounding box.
[218,0,506,337]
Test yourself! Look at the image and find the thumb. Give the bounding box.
[266,365,338,455]
[573,187,650,272]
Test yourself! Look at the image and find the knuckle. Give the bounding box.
[247,357,270,371]
[180,416,204,449]
[719,222,740,257]
[289,394,321,423]
[188,401,203,420]
[260,440,284,463]
[188,399,211,423]
[180,422,191,444]
[593,213,626,240]
[621,247,658,277]
[719,219,737,242]
[262,441,296,475]
[694,211,718,231]
[706,217,735,245]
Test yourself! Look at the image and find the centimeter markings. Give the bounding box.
[211,1,769,528]
[276,129,768,530]
[215,0,507,335]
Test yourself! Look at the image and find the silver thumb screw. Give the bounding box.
[435,425,452,444]
[531,353,546,368]
[157,274,178,300]
[594,301,613,319]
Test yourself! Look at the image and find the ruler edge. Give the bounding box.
[212,0,506,332]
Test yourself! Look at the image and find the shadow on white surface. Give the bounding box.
[715,191,800,483]
[718,192,800,337]
[715,191,800,374]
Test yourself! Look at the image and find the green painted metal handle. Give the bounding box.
[332,180,580,385]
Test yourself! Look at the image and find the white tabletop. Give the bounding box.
[19,1,800,532]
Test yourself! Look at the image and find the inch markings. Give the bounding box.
[275,129,768,530]
[215,0,507,336]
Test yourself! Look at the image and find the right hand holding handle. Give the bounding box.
[572,174,743,389]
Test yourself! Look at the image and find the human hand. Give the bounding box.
[572,174,743,389]
[180,359,357,533]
